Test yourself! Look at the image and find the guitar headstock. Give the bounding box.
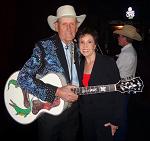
[116,77,144,94]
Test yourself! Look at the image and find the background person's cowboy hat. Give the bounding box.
[113,24,142,41]
[47,5,86,31]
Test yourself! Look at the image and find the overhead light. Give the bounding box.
[115,25,124,29]
[113,25,124,30]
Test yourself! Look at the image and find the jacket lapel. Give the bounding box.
[54,35,71,83]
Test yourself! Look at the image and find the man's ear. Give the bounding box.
[54,22,58,32]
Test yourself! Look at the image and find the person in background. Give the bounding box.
[113,24,142,79]
[113,24,142,141]
[77,27,124,141]
[17,5,86,141]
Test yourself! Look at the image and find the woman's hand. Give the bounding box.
[104,122,118,136]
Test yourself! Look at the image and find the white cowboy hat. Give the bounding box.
[113,25,142,41]
[47,5,86,31]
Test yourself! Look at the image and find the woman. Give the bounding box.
[78,27,124,141]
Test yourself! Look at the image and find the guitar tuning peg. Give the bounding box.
[127,90,131,94]
[133,91,136,94]
[129,91,137,95]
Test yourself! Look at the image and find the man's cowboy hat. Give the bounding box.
[113,25,142,41]
[47,5,86,31]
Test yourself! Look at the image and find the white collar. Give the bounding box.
[121,43,133,51]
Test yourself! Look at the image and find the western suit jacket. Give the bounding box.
[17,34,81,103]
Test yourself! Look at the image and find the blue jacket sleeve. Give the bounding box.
[17,44,57,103]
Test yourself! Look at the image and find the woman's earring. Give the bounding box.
[95,47,98,52]
[97,44,103,55]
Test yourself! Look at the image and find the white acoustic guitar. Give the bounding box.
[4,71,144,125]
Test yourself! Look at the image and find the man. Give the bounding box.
[17,5,86,141]
[113,24,142,141]
[113,24,142,79]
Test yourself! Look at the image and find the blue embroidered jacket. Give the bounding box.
[17,34,81,103]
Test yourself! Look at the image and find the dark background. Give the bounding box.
[1,0,150,140]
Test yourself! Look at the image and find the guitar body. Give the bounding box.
[4,71,70,125]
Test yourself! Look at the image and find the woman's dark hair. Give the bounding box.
[77,27,99,45]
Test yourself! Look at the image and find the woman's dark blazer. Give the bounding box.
[79,53,124,126]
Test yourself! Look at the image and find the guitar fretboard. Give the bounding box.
[73,84,116,95]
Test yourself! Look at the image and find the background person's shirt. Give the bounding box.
[116,43,137,79]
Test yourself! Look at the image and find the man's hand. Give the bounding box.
[55,85,78,102]
[104,122,118,136]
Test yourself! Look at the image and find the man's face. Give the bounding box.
[54,17,78,44]
[117,35,127,47]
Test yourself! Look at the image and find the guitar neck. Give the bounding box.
[74,84,116,95]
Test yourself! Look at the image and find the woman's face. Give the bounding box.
[79,34,96,57]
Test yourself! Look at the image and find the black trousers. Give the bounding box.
[114,95,129,141]
[80,114,113,141]
[37,104,79,141]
